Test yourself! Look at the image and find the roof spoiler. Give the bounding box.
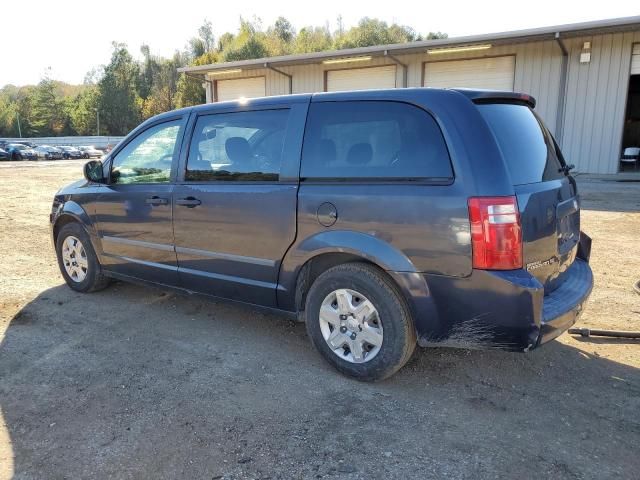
[452,89,536,109]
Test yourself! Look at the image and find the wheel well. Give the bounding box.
[294,253,382,313]
[53,215,80,244]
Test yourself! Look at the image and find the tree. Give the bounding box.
[293,26,332,53]
[97,42,141,135]
[198,20,215,52]
[273,17,294,43]
[222,18,270,61]
[138,44,158,100]
[141,53,182,119]
[70,86,99,135]
[426,32,448,40]
[334,18,418,49]
[30,74,64,136]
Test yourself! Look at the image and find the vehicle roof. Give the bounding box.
[148,87,535,123]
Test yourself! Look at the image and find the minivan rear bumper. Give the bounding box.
[537,259,593,346]
[409,258,593,351]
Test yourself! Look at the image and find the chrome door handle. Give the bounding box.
[145,196,169,206]
[175,197,202,208]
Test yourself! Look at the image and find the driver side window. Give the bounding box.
[111,121,181,184]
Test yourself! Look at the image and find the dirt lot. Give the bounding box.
[0,160,639,479]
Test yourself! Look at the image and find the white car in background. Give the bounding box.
[78,146,103,159]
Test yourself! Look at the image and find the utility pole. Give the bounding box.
[95,108,100,136]
[16,111,22,138]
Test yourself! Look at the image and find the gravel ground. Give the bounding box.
[0,160,639,479]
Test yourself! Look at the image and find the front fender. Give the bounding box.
[51,199,101,255]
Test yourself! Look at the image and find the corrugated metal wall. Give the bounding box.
[561,31,640,173]
[205,32,640,174]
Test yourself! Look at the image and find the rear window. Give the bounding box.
[477,103,564,185]
[301,101,452,180]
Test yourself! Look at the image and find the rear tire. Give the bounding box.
[55,223,110,293]
[305,262,417,381]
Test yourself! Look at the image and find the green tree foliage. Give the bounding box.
[334,18,419,49]
[69,86,99,135]
[293,26,332,53]
[30,74,65,136]
[97,42,141,135]
[222,18,270,61]
[0,17,447,137]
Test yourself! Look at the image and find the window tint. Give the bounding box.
[300,101,452,180]
[186,109,289,182]
[111,121,181,184]
[477,103,564,185]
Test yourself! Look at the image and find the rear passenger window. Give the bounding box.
[301,101,452,180]
[477,103,565,185]
[186,109,289,181]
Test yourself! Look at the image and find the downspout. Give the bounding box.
[264,63,293,94]
[185,71,213,103]
[384,50,408,87]
[554,32,569,143]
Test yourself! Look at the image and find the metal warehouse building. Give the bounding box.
[179,16,640,174]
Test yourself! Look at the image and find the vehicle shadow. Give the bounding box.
[1,283,639,479]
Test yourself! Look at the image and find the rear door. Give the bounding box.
[477,103,579,292]
[172,102,307,306]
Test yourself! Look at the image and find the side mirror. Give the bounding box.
[83,160,105,183]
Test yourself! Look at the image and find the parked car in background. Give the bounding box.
[59,146,83,159]
[5,143,37,160]
[35,145,63,160]
[78,146,103,158]
[50,88,594,381]
[0,148,9,161]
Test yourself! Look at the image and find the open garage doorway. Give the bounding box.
[621,74,640,171]
[620,43,640,171]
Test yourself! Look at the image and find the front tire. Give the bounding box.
[305,263,417,381]
[55,223,110,293]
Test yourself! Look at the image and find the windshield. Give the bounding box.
[477,103,565,185]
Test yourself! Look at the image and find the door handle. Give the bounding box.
[145,196,169,206]
[175,197,202,208]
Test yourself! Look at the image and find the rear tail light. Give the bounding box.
[468,196,522,270]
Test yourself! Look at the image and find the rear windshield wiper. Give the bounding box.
[559,163,575,175]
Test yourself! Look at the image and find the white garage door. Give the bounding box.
[424,56,515,91]
[216,77,266,102]
[631,44,640,75]
[326,65,397,92]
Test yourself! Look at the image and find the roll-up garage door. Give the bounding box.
[216,77,266,101]
[424,56,515,91]
[631,44,640,75]
[326,65,397,92]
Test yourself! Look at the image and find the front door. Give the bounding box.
[173,105,304,307]
[94,118,184,285]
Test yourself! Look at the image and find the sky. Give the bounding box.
[1,0,638,87]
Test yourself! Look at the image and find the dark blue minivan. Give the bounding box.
[51,88,593,380]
